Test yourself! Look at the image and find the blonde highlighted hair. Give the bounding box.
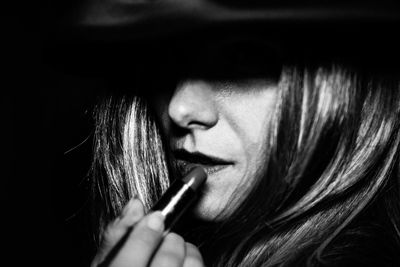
[91,66,400,266]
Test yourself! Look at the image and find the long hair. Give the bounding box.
[90,66,400,266]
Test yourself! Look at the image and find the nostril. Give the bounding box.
[170,120,190,138]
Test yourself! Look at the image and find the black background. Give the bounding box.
[5,1,95,266]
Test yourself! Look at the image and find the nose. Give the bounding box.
[168,80,219,130]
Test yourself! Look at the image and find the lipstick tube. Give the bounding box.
[151,166,207,233]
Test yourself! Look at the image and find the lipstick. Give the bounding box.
[173,149,233,176]
[151,166,207,233]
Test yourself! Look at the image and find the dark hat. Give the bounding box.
[48,0,400,77]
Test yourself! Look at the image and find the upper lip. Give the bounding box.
[172,149,233,166]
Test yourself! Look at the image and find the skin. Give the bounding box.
[155,79,278,219]
[91,199,204,267]
[92,78,278,266]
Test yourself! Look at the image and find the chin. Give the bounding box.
[190,191,236,221]
[188,167,246,220]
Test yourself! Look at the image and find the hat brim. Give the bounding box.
[46,2,400,77]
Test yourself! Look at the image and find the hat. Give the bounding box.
[47,0,400,77]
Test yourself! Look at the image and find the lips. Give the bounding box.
[172,149,233,176]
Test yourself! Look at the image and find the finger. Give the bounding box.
[119,197,141,218]
[183,242,205,267]
[102,198,145,251]
[117,198,145,228]
[109,211,165,267]
[92,198,145,266]
[150,232,185,267]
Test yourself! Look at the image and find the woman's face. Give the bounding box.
[151,78,278,220]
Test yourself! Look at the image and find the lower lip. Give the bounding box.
[202,164,231,175]
[177,161,231,176]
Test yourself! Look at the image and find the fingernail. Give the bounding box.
[121,198,136,217]
[146,212,164,232]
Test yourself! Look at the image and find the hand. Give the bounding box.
[91,198,205,267]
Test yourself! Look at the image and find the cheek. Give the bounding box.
[220,89,277,184]
[223,89,276,156]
